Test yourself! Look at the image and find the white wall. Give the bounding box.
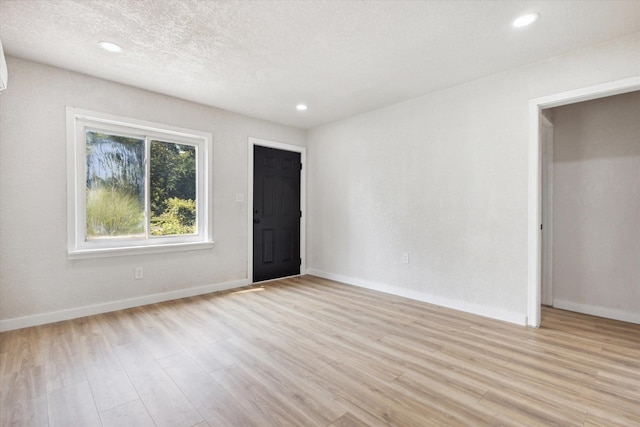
[307,33,640,325]
[551,91,640,323]
[0,56,305,330]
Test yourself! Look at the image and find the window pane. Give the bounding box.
[85,130,145,240]
[150,140,197,236]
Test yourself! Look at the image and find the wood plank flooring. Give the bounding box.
[1,275,639,426]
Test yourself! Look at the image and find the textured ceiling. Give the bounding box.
[1,0,640,129]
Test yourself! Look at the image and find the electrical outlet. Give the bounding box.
[134,267,144,280]
[402,253,409,264]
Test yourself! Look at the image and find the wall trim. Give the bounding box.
[307,269,527,326]
[0,278,250,332]
[553,299,640,325]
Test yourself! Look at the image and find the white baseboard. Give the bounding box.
[306,269,527,326]
[0,278,250,332]
[553,298,640,325]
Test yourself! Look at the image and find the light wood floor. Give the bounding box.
[1,276,639,426]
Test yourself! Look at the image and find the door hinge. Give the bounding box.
[299,258,302,266]
[540,224,543,230]
[300,162,303,170]
[300,210,302,218]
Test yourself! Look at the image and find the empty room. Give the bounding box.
[1,1,639,426]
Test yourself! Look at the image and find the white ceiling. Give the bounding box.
[2,1,640,129]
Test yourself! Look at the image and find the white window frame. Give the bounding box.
[66,107,213,259]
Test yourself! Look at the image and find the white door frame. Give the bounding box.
[527,76,640,327]
[540,114,554,306]
[247,137,306,283]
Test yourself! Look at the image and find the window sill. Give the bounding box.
[68,241,215,260]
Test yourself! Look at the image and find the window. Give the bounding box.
[67,108,212,258]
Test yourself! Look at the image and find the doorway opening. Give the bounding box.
[540,91,640,325]
[248,137,306,283]
[527,76,640,327]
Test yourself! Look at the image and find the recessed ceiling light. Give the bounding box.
[296,104,308,111]
[98,41,123,53]
[512,12,539,28]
